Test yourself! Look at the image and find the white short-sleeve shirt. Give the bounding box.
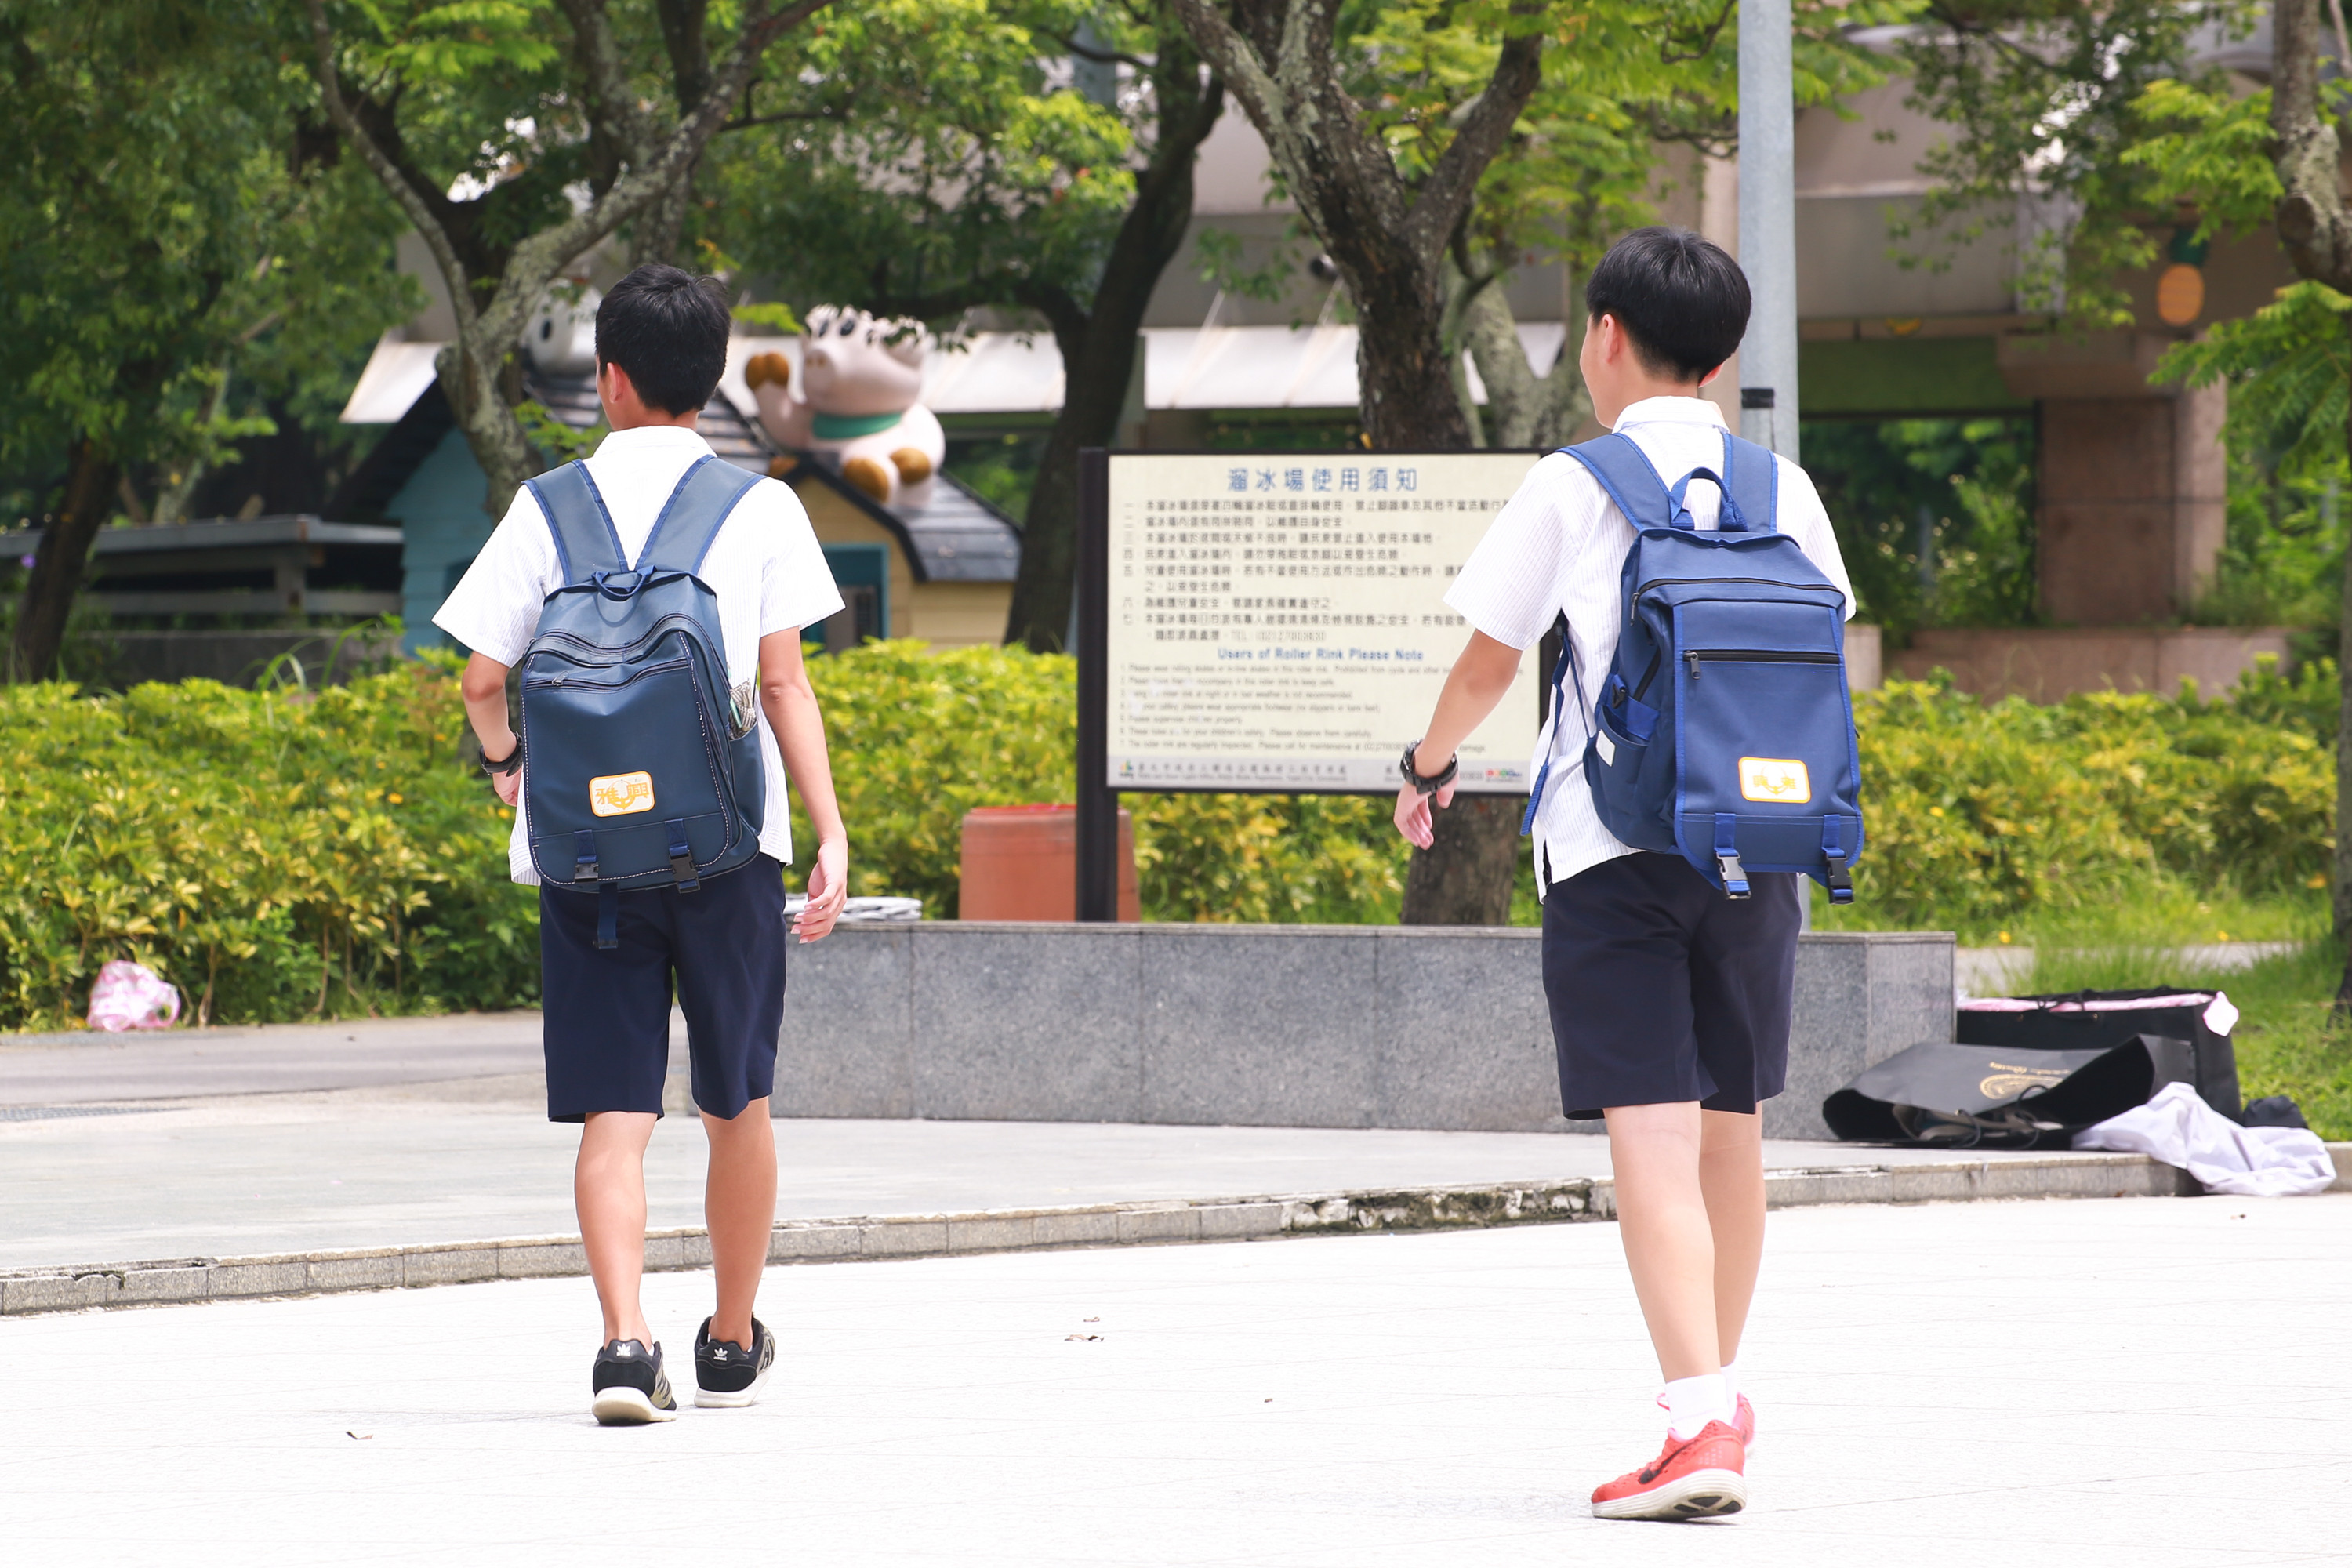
[1444,397,1856,892]
[434,424,844,884]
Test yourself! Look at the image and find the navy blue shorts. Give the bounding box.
[539,855,788,1123]
[1541,851,1801,1120]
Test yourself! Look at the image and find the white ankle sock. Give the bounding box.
[1660,1373,1732,1440]
[1722,1356,1742,1411]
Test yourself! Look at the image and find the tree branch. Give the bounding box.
[303,0,480,338]
[487,0,833,345]
[555,0,657,166]
[1047,31,1156,72]
[1403,1,1545,267]
[2272,0,2352,293]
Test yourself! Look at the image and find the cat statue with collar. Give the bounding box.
[743,306,943,506]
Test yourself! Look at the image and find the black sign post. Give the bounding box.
[1074,447,1120,921]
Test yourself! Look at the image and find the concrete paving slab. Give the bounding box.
[0,1196,2339,1564]
[0,1082,2136,1274]
[0,1012,546,1103]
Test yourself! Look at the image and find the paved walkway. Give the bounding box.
[0,1080,2067,1271]
[2,1194,2341,1564]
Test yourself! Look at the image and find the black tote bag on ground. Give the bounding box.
[1822,1033,2198,1149]
[1955,988,2241,1121]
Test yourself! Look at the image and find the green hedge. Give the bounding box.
[1,644,2339,1030]
[789,641,1406,923]
[1832,662,2336,938]
[0,659,537,1032]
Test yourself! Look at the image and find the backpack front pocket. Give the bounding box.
[522,651,733,880]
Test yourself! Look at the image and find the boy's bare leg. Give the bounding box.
[701,1098,778,1346]
[1603,1102,1719,1380]
[1697,1108,1766,1365]
[577,1111,659,1344]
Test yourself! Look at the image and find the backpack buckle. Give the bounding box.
[572,829,600,884]
[1712,813,1750,899]
[666,818,701,893]
[1822,817,1853,905]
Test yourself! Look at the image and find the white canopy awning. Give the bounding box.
[343,321,1571,424]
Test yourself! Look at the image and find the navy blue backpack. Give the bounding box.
[1524,430,1863,902]
[517,456,767,947]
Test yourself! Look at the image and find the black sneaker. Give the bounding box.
[693,1316,775,1408]
[590,1338,677,1425]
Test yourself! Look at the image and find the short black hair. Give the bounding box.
[595,264,732,416]
[1584,227,1750,382]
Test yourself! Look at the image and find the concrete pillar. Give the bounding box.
[1997,332,2227,623]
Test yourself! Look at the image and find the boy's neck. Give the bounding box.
[1592,379,1710,430]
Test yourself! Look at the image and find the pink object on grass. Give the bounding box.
[86,960,181,1032]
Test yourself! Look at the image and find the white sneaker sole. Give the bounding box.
[1592,1467,1748,1522]
[592,1386,677,1425]
[694,1359,773,1409]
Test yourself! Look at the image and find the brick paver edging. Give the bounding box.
[0,1149,2243,1317]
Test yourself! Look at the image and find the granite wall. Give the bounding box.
[777,924,1953,1140]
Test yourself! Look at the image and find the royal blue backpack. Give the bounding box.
[1523,430,1863,902]
[517,456,767,947]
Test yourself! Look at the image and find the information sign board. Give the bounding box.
[1097,452,1545,793]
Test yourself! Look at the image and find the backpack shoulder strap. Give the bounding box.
[633,456,764,575]
[524,461,626,584]
[1718,430,1780,535]
[1558,433,1679,530]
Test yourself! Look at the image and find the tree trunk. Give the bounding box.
[1004,34,1223,652]
[1406,793,1523,924]
[2336,312,2352,1007]
[11,437,120,682]
[437,337,540,522]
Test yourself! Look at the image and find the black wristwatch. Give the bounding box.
[481,739,524,778]
[1399,740,1458,796]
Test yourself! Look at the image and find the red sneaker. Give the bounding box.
[1733,1393,1756,1454]
[1590,1420,1748,1522]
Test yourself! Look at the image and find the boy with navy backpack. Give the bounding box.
[437,265,850,1425]
[1394,229,1858,1520]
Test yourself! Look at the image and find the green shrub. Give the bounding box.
[7,641,2341,1031]
[1821,668,2335,939]
[790,641,1406,921]
[0,659,537,1031]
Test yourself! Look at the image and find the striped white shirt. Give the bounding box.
[1444,397,1855,894]
[433,426,844,884]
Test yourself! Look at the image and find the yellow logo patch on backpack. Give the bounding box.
[1737,757,1810,804]
[589,771,655,817]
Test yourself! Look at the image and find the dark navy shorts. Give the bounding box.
[538,855,788,1123]
[1541,851,1801,1120]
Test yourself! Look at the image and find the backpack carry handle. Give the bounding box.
[1666,468,1751,533]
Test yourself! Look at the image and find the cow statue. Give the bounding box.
[742,306,943,506]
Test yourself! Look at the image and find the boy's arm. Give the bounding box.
[1392,630,1523,849]
[759,628,849,943]
[460,654,522,808]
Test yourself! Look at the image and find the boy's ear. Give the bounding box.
[1697,361,1726,389]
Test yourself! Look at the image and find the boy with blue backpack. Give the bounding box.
[1394,228,1859,1520]
[437,264,850,1425]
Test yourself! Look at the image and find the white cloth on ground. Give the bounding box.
[2073,1081,2337,1197]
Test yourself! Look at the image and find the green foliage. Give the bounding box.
[2154,282,2352,631]
[0,661,536,1033]
[711,0,1139,326]
[783,641,1409,922]
[1894,1,2261,326]
[0,1,414,500]
[1817,670,2336,942]
[1803,417,2038,638]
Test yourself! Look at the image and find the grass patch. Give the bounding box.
[2023,938,2352,1141]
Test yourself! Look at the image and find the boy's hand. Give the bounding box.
[793,837,849,943]
[1393,776,1457,850]
[491,764,521,808]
